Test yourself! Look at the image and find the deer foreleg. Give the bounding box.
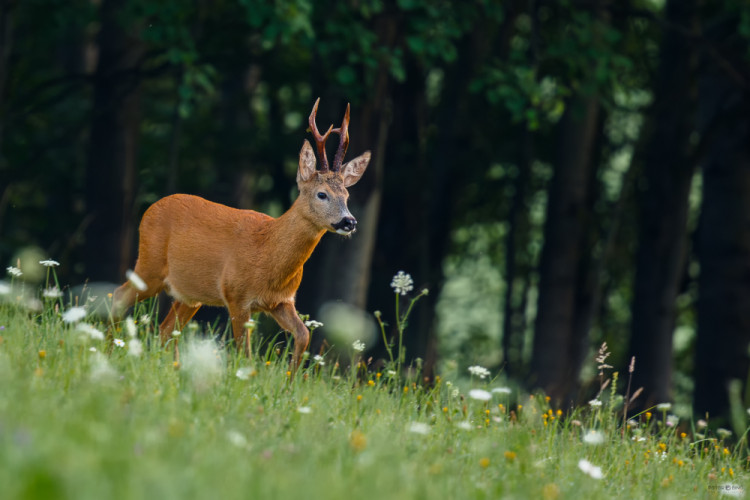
[269,302,310,370]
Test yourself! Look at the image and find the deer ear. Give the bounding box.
[297,140,317,183]
[341,151,371,187]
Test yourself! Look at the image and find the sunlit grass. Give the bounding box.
[0,270,747,499]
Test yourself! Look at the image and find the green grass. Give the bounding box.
[0,292,747,499]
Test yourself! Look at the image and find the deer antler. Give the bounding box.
[331,103,350,173]
[308,98,334,172]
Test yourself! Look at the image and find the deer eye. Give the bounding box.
[317,192,328,200]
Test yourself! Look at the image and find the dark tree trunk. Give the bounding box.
[83,0,144,281]
[694,14,750,420]
[529,95,600,402]
[628,0,696,409]
[0,0,14,159]
[502,127,532,376]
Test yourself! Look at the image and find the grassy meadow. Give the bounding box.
[0,267,747,499]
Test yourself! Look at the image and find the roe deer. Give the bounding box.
[112,98,370,367]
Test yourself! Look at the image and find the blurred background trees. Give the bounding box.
[2,0,749,423]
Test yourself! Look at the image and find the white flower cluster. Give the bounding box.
[468,365,490,379]
[63,306,87,324]
[352,340,366,352]
[390,271,414,296]
[578,459,603,479]
[468,389,492,401]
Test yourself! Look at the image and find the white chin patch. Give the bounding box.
[336,228,353,235]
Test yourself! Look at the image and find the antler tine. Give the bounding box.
[308,97,334,172]
[331,103,350,172]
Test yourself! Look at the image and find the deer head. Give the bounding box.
[297,98,371,235]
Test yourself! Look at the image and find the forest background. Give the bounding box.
[1,0,749,424]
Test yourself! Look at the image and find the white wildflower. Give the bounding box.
[451,388,460,398]
[583,430,605,445]
[182,340,224,391]
[172,330,181,338]
[390,271,414,296]
[305,319,323,329]
[125,317,137,338]
[578,459,604,479]
[0,281,10,295]
[89,347,97,352]
[62,306,87,323]
[312,354,325,366]
[666,414,679,427]
[113,338,125,347]
[127,339,143,357]
[235,367,254,380]
[407,422,431,435]
[492,387,512,394]
[76,322,105,340]
[352,340,365,352]
[456,421,472,430]
[6,266,22,278]
[297,406,312,414]
[468,365,490,379]
[39,259,60,267]
[42,287,63,299]
[125,269,147,292]
[696,419,708,429]
[588,399,602,407]
[468,389,492,402]
[717,428,733,438]
[656,402,672,411]
[243,319,256,329]
[226,430,248,448]
[90,352,117,381]
[387,370,397,377]
[140,314,151,325]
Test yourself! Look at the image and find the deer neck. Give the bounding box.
[265,199,325,282]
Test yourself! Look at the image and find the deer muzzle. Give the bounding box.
[333,216,357,235]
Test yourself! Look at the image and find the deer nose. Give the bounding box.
[333,216,357,234]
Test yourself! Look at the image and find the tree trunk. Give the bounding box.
[694,13,750,420]
[83,0,144,281]
[628,0,696,409]
[529,95,600,402]
[502,127,533,376]
[0,0,14,159]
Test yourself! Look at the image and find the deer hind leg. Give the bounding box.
[269,302,310,371]
[159,301,201,345]
[112,273,164,319]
